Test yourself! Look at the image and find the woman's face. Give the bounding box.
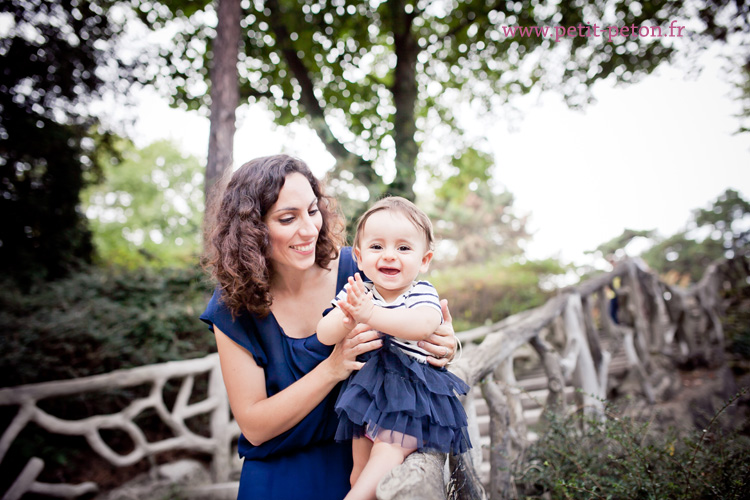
[264,172,323,272]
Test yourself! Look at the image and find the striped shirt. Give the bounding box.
[332,280,443,363]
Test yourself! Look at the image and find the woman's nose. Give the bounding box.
[299,215,318,237]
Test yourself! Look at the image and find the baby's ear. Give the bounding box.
[420,251,434,273]
[353,247,363,268]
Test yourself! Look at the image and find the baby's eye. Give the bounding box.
[398,245,411,252]
[370,244,383,250]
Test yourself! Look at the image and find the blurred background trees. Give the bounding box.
[137,0,748,205]
[83,139,205,268]
[589,188,750,284]
[0,0,133,284]
[0,0,747,384]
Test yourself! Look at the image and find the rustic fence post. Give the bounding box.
[625,261,653,372]
[529,335,565,416]
[563,294,604,415]
[209,359,232,483]
[481,378,516,500]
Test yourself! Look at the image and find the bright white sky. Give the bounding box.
[130,51,750,267]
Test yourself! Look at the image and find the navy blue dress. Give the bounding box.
[200,247,359,500]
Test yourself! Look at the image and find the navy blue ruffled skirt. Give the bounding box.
[334,336,472,455]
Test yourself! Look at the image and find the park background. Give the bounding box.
[1,0,749,498]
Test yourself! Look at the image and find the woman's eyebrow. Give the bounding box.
[272,198,318,214]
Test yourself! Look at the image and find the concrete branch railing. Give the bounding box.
[0,354,239,500]
[377,256,744,500]
[0,256,744,499]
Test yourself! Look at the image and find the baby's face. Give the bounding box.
[353,210,433,300]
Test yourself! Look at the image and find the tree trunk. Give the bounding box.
[388,0,418,201]
[205,0,241,201]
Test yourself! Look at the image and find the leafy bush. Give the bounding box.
[518,391,750,500]
[428,258,566,331]
[0,265,215,388]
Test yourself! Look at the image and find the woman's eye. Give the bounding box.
[308,208,319,216]
[279,217,294,224]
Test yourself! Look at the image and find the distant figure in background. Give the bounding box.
[318,197,471,500]
[606,254,621,325]
[200,155,457,500]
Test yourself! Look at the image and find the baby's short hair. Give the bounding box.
[353,196,434,251]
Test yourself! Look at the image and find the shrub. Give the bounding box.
[428,258,566,331]
[518,391,750,500]
[0,265,215,388]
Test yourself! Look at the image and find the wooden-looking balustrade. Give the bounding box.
[0,256,745,500]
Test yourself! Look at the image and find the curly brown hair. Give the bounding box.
[203,155,345,317]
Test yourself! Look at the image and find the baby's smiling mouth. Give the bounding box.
[379,267,400,275]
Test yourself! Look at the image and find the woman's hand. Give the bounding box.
[417,299,458,368]
[325,323,382,381]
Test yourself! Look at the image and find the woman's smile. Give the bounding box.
[291,241,316,254]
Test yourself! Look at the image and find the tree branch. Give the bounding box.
[264,0,377,188]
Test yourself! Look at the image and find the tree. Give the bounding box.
[429,147,529,266]
[83,139,205,268]
[137,0,744,203]
[206,0,241,198]
[641,188,750,280]
[0,0,132,283]
[588,189,750,283]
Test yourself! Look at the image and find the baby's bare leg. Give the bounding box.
[350,437,373,487]
[344,433,417,500]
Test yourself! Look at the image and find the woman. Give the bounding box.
[200,154,457,500]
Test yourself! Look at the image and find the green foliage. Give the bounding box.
[723,264,750,361]
[588,228,658,260]
[642,189,750,282]
[83,139,205,268]
[0,265,214,388]
[640,232,726,283]
[587,189,750,283]
[428,258,565,331]
[434,148,494,203]
[0,0,133,284]
[519,393,750,500]
[429,177,530,267]
[135,0,738,200]
[693,188,750,252]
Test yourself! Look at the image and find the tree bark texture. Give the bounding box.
[206,0,241,200]
[448,453,487,500]
[376,450,446,500]
[481,379,516,500]
[529,335,566,416]
[387,0,418,201]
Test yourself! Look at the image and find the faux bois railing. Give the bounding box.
[0,256,744,499]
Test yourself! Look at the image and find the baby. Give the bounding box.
[318,196,471,500]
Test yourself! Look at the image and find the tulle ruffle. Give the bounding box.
[334,337,471,455]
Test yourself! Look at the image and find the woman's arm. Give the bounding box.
[215,324,382,446]
[418,300,458,368]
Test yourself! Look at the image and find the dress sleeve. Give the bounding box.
[200,288,268,367]
[330,288,347,309]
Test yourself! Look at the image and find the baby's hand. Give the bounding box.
[339,273,374,324]
[339,304,356,329]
